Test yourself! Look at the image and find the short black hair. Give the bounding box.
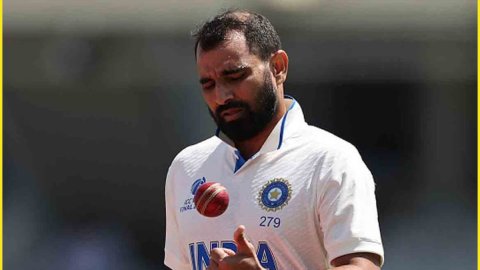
[192,9,281,61]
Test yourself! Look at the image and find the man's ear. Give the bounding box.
[270,50,289,85]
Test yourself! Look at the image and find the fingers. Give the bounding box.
[233,224,246,241]
[209,247,237,269]
[233,225,255,254]
[206,258,218,270]
[223,248,236,256]
[208,227,262,270]
[210,248,230,264]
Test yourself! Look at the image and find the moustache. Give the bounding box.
[215,101,250,117]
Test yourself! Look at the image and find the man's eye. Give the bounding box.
[202,82,215,90]
[227,72,245,81]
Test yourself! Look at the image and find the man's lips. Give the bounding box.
[220,107,244,122]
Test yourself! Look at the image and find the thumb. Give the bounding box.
[234,225,255,255]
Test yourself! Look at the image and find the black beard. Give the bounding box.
[210,72,278,142]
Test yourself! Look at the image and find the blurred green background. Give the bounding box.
[5,1,476,269]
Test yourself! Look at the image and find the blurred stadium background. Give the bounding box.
[4,1,476,269]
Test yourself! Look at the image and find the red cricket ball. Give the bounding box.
[193,182,229,217]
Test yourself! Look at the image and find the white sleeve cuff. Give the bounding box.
[328,238,385,267]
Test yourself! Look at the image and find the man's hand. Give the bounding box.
[207,225,265,270]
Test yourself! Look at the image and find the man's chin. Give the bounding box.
[219,122,249,141]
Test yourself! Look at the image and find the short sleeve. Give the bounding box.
[317,146,384,266]
[164,163,191,270]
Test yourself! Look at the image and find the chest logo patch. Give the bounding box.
[179,177,206,213]
[258,178,292,212]
[191,177,207,195]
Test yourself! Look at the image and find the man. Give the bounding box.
[165,9,384,270]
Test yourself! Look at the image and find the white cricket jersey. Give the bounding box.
[164,98,384,270]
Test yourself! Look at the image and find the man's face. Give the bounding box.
[196,31,278,142]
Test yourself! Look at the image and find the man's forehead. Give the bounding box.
[196,33,259,72]
[196,30,249,59]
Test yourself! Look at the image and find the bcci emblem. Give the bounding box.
[258,178,292,212]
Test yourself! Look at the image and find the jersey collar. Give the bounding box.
[215,95,307,155]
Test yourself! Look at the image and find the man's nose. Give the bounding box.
[215,85,234,105]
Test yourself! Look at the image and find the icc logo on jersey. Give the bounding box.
[258,178,292,212]
[179,177,207,213]
[191,177,206,195]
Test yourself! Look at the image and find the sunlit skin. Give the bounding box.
[196,30,289,159]
[196,29,381,270]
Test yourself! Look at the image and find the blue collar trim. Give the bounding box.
[277,97,296,150]
[234,150,247,173]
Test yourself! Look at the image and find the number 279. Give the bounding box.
[259,216,281,228]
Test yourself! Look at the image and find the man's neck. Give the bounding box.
[234,98,290,159]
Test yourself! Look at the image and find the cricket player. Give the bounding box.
[165,9,384,270]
